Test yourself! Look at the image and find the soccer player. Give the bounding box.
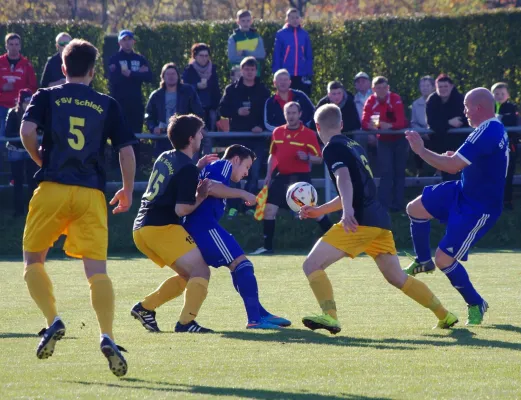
[20,39,136,377]
[403,88,508,326]
[298,104,458,334]
[183,144,291,329]
[132,114,215,334]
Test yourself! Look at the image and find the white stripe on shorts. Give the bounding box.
[454,214,489,260]
[209,229,233,263]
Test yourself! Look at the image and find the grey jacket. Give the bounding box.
[410,96,428,129]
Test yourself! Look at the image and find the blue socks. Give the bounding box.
[410,216,432,263]
[231,260,269,324]
[442,260,483,306]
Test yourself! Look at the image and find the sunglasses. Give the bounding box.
[58,41,70,47]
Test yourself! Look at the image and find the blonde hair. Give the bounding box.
[314,104,342,131]
[274,69,290,81]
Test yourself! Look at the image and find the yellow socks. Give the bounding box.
[307,270,337,320]
[401,276,448,320]
[142,275,188,311]
[179,277,208,325]
[24,263,57,327]
[88,274,115,339]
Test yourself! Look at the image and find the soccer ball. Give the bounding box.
[286,182,318,212]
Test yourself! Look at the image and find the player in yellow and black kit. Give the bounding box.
[132,114,217,333]
[20,39,136,376]
[298,104,458,334]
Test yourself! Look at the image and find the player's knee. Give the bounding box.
[228,255,248,272]
[406,199,419,217]
[23,251,46,267]
[191,262,211,280]
[302,257,321,276]
[434,248,454,269]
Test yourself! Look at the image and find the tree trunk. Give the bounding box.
[101,0,109,30]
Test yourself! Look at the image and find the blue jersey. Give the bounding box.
[185,159,233,224]
[456,118,509,215]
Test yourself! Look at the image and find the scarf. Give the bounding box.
[191,61,213,81]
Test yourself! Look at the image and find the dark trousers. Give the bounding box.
[505,150,517,204]
[290,76,312,96]
[10,154,38,215]
[377,137,408,211]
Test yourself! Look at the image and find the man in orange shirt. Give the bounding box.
[252,102,332,255]
[361,76,408,212]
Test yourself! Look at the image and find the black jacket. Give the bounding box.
[426,87,468,151]
[264,89,315,132]
[40,53,64,88]
[181,64,221,110]
[314,91,360,133]
[219,77,270,131]
[5,107,24,150]
[497,100,519,152]
[144,85,204,133]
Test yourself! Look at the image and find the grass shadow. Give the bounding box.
[0,332,78,340]
[68,378,391,399]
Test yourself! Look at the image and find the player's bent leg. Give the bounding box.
[375,253,458,329]
[302,240,345,334]
[404,195,436,276]
[173,248,213,333]
[251,203,278,255]
[434,248,487,326]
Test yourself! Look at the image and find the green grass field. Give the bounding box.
[1,253,521,399]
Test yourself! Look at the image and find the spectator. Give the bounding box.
[227,9,266,76]
[314,81,360,135]
[353,71,376,167]
[145,63,205,157]
[0,33,37,138]
[361,76,408,212]
[40,32,71,88]
[426,74,468,181]
[230,66,241,84]
[492,82,518,210]
[182,43,221,131]
[251,102,332,255]
[108,29,153,164]
[410,75,435,176]
[272,8,313,96]
[5,89,38,217]
[264,68,314,132]
[219,56,270,218]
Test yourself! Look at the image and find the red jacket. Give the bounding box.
[0,54,37,109]
[361,92,407,141]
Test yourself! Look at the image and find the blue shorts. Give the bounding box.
[183,222,243,268]
[421,181,498,261]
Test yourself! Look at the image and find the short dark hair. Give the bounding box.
[5,33,21,44]
[237,9,251,19]
[167,114,205,150]
[491,82,509,92]
[223,144,256,162]
[420,75,435,87]
[372,76,388,86]
[62,39,98,78]
[160,62,180,89]
[240,56,257,69]
[327,81,344,92]
[436,74,453,85]
[191,43,211,60]
[284,101,301,113]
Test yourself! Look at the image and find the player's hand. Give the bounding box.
[139,65,149,73]
[341,208,358,233]
[110,188,132,214]
[296,151,309,161]
[443,150,455,157]
[448,116,463,128]
[299,205,323,220]
[242,192,257,206]
[264,175,271,187]
[251,126,263,133]
[238,107,250,116]
[197,178,212,199]
[196,154,219,169]
[121,69,131,77]
[405,130,425,155]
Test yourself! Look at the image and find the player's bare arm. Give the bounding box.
[405,130,468,174]
[334,166,359,233]
[300,196,342,219]
[208,182,257,206]
[110,145,136,214]
[20,120,42,167]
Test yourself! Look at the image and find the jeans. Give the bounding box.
[377,137,408,211]
[9,151,39,215]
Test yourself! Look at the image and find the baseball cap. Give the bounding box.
[118,30,134,41]
[354,71,370,81]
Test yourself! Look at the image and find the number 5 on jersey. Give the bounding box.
[144,169,165,200]
[68,117,85,150]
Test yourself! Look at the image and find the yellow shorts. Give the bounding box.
[133,224,196,268]
[23,181,108,260]
[322,224,397,259]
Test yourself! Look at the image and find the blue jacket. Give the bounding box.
[182,63,221,110]
[272,25,313,77]
[107,49,153,108]
[264,89,315,132]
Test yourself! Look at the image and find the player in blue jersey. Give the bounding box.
[184,144,291,329]
[404,87,509,326]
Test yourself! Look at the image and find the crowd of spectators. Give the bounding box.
[0,6,520,222]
